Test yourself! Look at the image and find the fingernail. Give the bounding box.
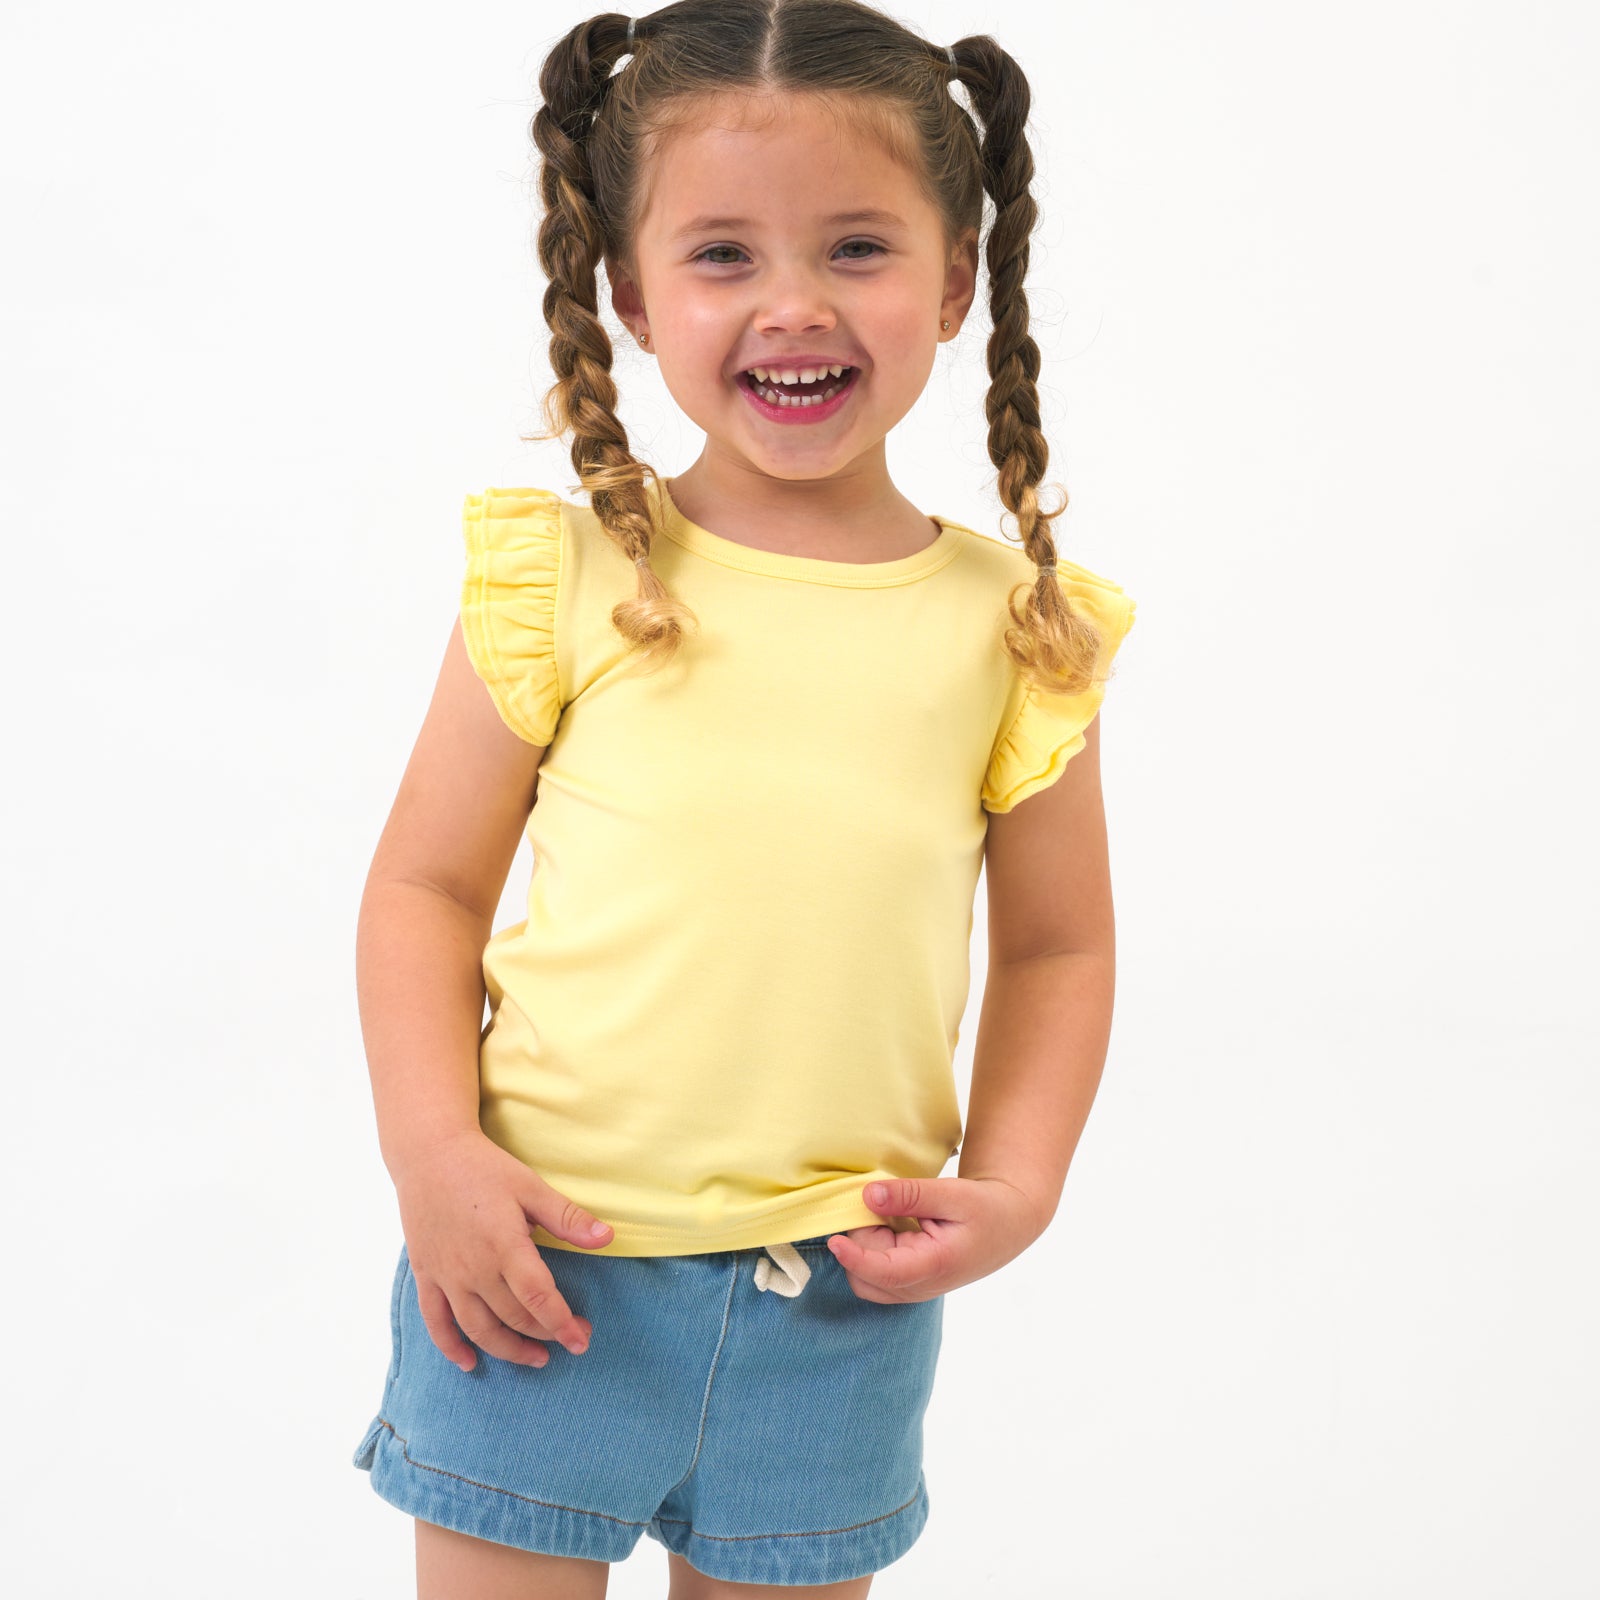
[867,1183,888,1205]
[586,1220,609,1237]
[565,1338,588,1355]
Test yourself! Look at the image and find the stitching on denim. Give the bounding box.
[372,1413,923,1544]
[385,1249,408,1392]
[653,1487,923,1541]
[652,1255,741,1503]
[368,1417,649,1529]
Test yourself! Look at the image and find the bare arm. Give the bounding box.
[353,615,615,1372]
[959,714,1118,1234]
[354,616,546,1177]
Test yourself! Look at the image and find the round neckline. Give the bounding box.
[652,476,964,587]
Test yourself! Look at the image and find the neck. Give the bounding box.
[664,448,939,562]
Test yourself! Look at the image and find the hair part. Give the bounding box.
[524,0,1104,695]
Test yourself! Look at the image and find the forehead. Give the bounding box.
[636,91,930,238]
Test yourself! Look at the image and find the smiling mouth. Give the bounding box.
[740,365,858,407]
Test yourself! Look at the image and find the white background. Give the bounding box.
[3,0,1595,1595]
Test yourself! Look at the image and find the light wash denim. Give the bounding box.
[352,1231,945,1586]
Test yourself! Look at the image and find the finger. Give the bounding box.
[522,1176,614,1251]
[487,1271,593,1355]
[830,1228,942,1292]
[826,1234,887,1302]
[863,1176,968,1224]
[453,1290,555,1369]
[842,1223,898,1252]
[502,1252,592,1352]
[414,1272,484,1374]
[475,1279,573,1366]
[841,1273,897,1305]
[831,1245,902,1305]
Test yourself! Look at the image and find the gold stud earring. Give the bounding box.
[941,319,951,331]
[638,331,649,346]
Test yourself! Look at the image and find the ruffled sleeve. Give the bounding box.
[459,487,564,748]
[981,558,1138,813]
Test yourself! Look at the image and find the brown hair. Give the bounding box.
[526,0,1104,695]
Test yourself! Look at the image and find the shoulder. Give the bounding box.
[462,485,569,550]
[458,486,568,747]
[935,516,1019,579]
[970,528,1139,815]
[943,519,1137,634]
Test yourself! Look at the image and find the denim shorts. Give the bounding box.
[351,1231,945,1587]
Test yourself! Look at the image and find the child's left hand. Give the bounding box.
[826,1176,1043,1303]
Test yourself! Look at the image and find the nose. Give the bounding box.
[754,259,839,336]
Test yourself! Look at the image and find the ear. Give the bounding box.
[940,225,980,334]
[605,254,648,340]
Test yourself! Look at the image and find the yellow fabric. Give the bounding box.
[458,478,1136,1255]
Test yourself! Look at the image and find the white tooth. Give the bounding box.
[799,367,819,383]
[828,364,844,378]
[752,367,768,381]
[779,370,799,384]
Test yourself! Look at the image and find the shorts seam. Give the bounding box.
[652,1487,923,1542]
[652,1255,742,1502]
[369,1416,650,1530]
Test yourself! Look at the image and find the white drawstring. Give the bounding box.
[753,1241,812,1297]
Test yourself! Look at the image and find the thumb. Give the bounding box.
[523,1175,614,1250]
[862,1176,962,1222]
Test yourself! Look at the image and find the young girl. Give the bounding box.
[351,2,1137,1595]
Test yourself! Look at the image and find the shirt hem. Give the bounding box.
[531,1195,919,1257]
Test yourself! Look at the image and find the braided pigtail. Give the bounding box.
[951,37,1103,698]
[525,12,696,670]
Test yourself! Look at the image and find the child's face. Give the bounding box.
[608,91,978,488]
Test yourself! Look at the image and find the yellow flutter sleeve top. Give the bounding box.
[458,478,1137,1255]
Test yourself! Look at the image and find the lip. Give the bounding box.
[736,364,861,426]
[734,355,858,375]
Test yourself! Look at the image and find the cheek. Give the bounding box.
[877,307,937,381]
[871,282,940,356]
[660,299,735,361]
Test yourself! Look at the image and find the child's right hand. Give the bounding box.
[389,1129,613,1373]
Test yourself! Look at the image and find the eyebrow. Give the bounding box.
[667,208,910,240]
